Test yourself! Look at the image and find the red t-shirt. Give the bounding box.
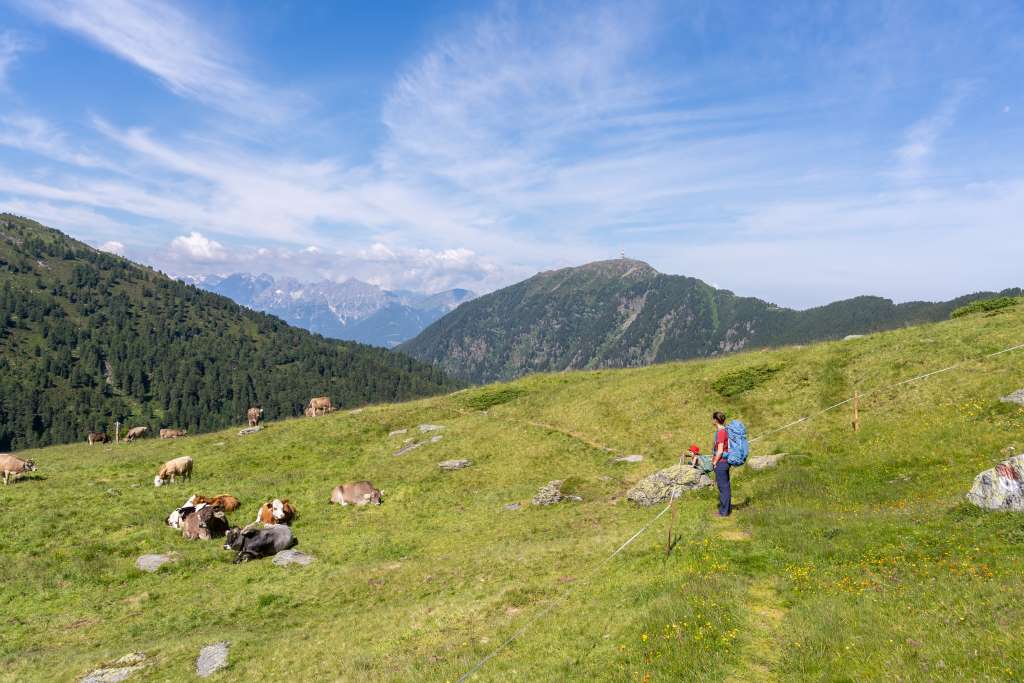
[714,428,729,456]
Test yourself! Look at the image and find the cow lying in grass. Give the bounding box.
[181,505,229,540]
[330,481,383,506]
[256,499,296,525]
[224,525,297,563]
[166,494,240,528]
[154,456,193,487]
[0,454,36,485]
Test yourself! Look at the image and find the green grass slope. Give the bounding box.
[2,300,1022,681]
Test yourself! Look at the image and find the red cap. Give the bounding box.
[688,444,700,454]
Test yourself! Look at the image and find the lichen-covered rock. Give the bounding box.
[419,424,445,432]
[503,502,522,511]
[438,459,472,471]
[1002,389,1024,406]
[238,426,262,436]
[626,464,711,506]
[272,550,314,566]
[388,429,408,437]
[533,480,567,506]
[135,553,177,573]
[613,455,644,463]
[748,454,786,471]
[81,653,147,683]
[196,642,229,678]
[967,454,1024,511]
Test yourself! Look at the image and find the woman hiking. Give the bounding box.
[711,411,731,517]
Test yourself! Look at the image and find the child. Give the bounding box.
[685,443,713,473]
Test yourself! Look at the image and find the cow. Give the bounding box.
[224,525,297,563]
[159,428,187,439]
[247,407,264,427]
[330,481,383,506]
[181,505,229,540]
[124,426,148,442]
[306,397,334,416]
[166,494,240,527]
[192,493,241,513]
[87,432,109,445]
[154,456,193,487]
[255,499,297,525]
[0,454,36,485]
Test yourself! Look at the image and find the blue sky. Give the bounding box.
[0,1,1021,305]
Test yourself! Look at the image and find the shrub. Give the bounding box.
[711,363,783,397]
[950,296,1018,319]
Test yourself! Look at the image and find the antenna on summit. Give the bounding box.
[619,249,626,260]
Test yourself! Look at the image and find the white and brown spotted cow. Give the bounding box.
[255,499,296,525]
[159,428,187,439]
[124,426,149,443]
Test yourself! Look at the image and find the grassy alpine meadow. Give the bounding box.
[2,302,1023,682]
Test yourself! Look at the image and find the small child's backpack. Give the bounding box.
[725,420,749,466]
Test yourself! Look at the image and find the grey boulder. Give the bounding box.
[81,653,147,683]
[613,455,644,463]
[419,424,445,433]
[967,454,1024,511]
[196,641,229,678]
[238,426,262,436]
[626,464,711,506]
[533,480,580,505]
[135,553,177,573]
[1001,389,1024,406]
[748,453,786,471]
[272,550,315,567]
[438,459,472,471]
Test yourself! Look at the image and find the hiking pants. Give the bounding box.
[715,460,731,516]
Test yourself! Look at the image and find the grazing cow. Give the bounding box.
[159,428,187,439]
[330,481,383,506]
[247,407,264,427]
[87,432,109,445]
[256,499,297,525]
[124,426,148,442]
[192,493,241,513]
[154,456,193,487]
[306,396,334,416]
[224,525,297,563]
[181,505,229,540]
[0,454,36,485]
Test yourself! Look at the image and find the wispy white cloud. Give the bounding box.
[18,0,293,121]
[0,30,29,87]
[893,85,970,180]
[0,114,109,168]
[99,240,124,255]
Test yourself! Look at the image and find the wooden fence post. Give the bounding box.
[115,421,120,444]
[852,391,860,433]
[665,491,679,558]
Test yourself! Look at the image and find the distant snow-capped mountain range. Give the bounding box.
[182,273,475,348]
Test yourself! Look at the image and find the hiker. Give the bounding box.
[684,443,712,474]
[711,411,731,516]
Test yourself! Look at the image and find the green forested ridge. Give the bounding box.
[0,214,459,450]
[400,258,1021,383]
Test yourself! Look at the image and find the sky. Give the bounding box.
[0,0,1022,306]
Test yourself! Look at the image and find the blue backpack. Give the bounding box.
[725,420,749,466]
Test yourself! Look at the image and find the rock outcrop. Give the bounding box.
[1001,389,1024,406]
[532,480,580,505]
[272,550,315,566]
[135,553,178,573]
[967,454,1024,511]
[81,653,147,683]
[627,464,711,506]
[438,459,472,471]
[748,453,786,471]
[196,642,230,678]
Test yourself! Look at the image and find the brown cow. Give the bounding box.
[247,407,264,427]
[255,499,297,525]
[330,481,383,506]
[0,454,36,485]
[306,397,334,416]
[159,428,187,439]
[124,426,148,442]
[87,432,109,445]
[154,456,193,487]
[181,505,230,540]
[192,493,241,513]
